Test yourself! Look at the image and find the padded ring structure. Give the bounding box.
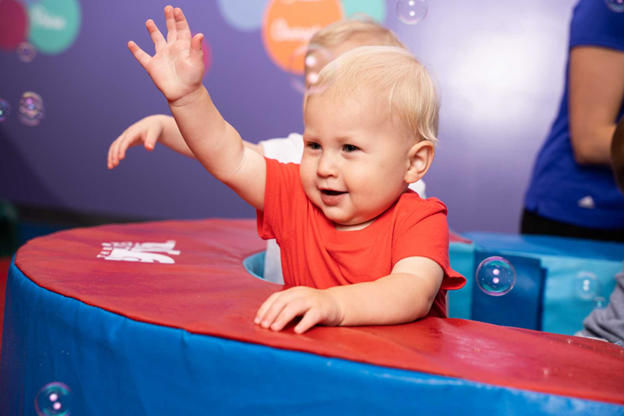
[1,219,623,415]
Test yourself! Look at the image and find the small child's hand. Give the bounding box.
[107,115,165,169]
[128,6,205,104]
[255,287,344,334]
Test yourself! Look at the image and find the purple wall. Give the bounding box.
[0,0,578,233]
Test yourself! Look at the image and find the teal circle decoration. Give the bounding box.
[341,0,387,22]
[28,0,81,55]
[216,0,271,32]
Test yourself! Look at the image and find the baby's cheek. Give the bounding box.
[299,172,317,199]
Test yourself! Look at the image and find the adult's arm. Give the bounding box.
[568,46,624,165]
[611,116,624,191]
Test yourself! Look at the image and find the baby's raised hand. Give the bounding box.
[128,6,204,104]
[255,287,344,334]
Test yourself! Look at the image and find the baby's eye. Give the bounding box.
[306,142,321,150]
[343,144,359,153]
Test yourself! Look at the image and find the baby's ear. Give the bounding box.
[405,140,434,184]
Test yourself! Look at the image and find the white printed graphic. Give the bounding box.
[577,196,595,209]
[31,5,67,30]
[270,18,321,42]
[97,240,180,264]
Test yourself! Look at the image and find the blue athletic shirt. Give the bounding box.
[524,0,624,229]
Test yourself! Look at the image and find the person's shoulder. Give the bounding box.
[260,132,302,145]
[259,132,304,164]
[264,155,300,173]
[395,192,448,222]
[286,132,303,140]
[571,0,624,48]
[398,191,447,210]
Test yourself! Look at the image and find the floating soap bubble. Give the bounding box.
[396,0,428,25]
[574,271,600,300]
[475,256,516,296]
[0,99,11,122]
[18,91,45,126]
[35,382,72,416]
[605,0,624,12]
[17,42,37,63]
[594,296,607,309]
[288,43,333,95]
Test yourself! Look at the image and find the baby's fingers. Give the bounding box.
[117,133,132,161]
[108,132,127,168]
[164,6,177,43]
[255,292,284,327]
[173,8,191,42]
[142,128,159,151]
[146,19,166,52]
[111,137,124,167]
[294,309,322,334]
[128,41,152,70]
[190,33,204,63]
[270,301,309,332]
[107,139,119,169]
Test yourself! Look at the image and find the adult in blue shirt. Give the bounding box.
[522,0,624,242]
[577,109,624,344]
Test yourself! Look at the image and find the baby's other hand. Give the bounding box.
[108,115,165,169]
[128,6,205,104]
[255,287,344,334]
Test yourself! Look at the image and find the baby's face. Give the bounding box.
[301,92,413,229]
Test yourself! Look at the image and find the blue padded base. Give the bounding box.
[472,251,546,330]
[2,261,622,415]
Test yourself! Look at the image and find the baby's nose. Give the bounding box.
[316,154,338,177]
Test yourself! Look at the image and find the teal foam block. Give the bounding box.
[464,232,624,335]
[448,242,475,319]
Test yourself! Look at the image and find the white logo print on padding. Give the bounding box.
[97,240,180,264]
[577,196,595,209]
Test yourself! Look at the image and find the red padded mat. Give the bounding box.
[0,257,10,362]
[14,219,624,405]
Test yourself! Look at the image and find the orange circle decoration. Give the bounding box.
[262,0,343,73]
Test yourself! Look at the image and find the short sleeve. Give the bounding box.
[570,0,624,52]
[256,157,302,243]
[258,133,305,164]
[392,199,466,290]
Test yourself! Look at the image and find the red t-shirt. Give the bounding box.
[257,158,466,318]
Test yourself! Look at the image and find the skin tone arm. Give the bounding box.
[107,114,264,169]
[568,46,624,166]
[612,116,624,192]
[127,6,266,209]
[255,257,443,333]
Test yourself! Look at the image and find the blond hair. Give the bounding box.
[308,46,439,144]
[309,16,406,50]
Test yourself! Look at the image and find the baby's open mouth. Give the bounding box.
[322,190,346,195]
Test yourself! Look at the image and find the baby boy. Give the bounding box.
[127,6,465,334]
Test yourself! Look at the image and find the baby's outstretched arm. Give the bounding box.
[128,6,266,209]
[107,114,266,169]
